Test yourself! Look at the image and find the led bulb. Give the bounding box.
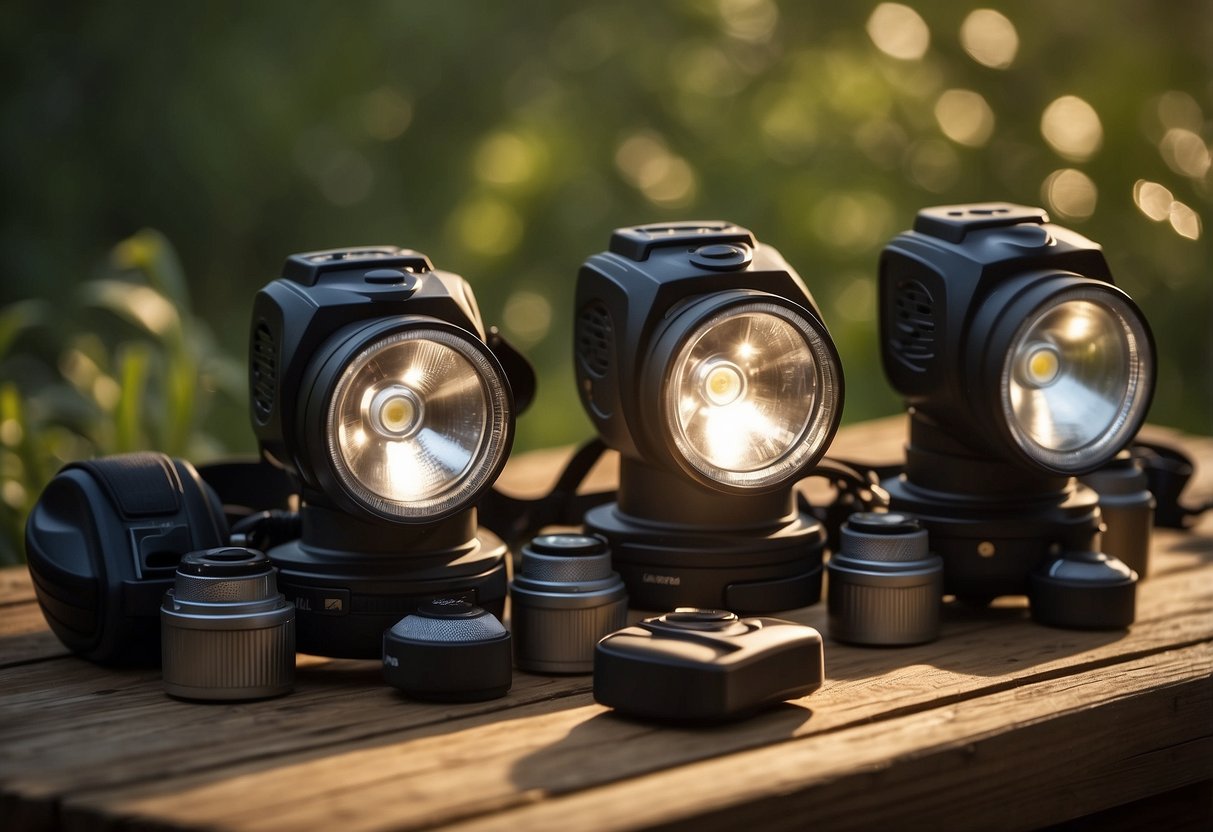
[368,386,422,437]
[1017,343,1062,388]
[700,360,746,407]
[326,327,510,519]
[664,301,840,489]
[1002,289,1152,472]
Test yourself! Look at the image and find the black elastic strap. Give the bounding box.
[477,439,613,543]
[69,453,182,518]
[196,458,296,516]
[797,458,892,554]
[1131,440,1211,529]
[487,327,537,414]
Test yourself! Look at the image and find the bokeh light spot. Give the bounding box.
[1133,180,1174,222]
[451,196,524,258]
[672,45,745,97]
[1158,128,1211,179]
[1041,95,1103,161]
[1157,91,1203,131]
[361,88,413,141]
[475,132,541,187]
[503,290,552,347]
[615,132,698,207]
[935,89,995,147]
[1042,168,1097,220]
[867,4,930,61]
[0,419,22,447]
[810,192,893,250]
[718,0,779,44]
[959,9,1019,69]
[1169,201,1202,240]
[2,480,25,510]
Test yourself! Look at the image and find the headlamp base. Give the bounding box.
[583,501,825,613]
[883,469,1138,629]
[267,505,507,658]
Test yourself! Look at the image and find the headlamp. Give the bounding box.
[575,222,844,612]
[250,247,533,657]
[878,204,1155,629]
[321,324,510,520]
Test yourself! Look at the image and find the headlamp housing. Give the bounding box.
[575,222,844,613]
[250,247,531,523]
[576,222,843,496]
[247,247,535,658]
[878,204,1156,630]
[879,204,1155,476]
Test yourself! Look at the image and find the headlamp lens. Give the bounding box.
[664,302,840,489]
[1002,289,1152,472]
[327,328,509,519]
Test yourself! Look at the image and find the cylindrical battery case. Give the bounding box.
[510,534,628,674]
[827,512,943,646]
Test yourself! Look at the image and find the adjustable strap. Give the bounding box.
[1132,441,1212,529]
[797,458,892,554]
[487,327,537,414]
[477,439,614,543]
[68,453,183,518]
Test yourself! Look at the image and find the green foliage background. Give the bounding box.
[0,1,1210,563]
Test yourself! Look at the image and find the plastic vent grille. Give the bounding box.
[390,612,506,643]
[575,302,614,377]
[520,552,613,585]
[251,321,277,424]
[892,280,936,372]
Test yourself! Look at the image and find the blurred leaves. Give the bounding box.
[0,231,246,564]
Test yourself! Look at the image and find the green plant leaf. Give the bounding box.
[111,228,192,314]
[79,280,183,343]
[114,343,153,453]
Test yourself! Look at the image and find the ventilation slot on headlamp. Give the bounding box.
[251,321,278,424]
[576,302,614,377]
[892,280,936,371]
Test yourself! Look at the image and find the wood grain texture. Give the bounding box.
[0,416,1209,832]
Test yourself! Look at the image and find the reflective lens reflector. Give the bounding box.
[664,302,840,489]
[1002,288,1152,472]
[327,328,509,519]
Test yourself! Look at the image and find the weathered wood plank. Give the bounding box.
[70,645,1208,832]
[42,556,1213,832]
[436,644,1213,832]
[0,568,36,606]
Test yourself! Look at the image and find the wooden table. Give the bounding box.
[2,417,1211,831]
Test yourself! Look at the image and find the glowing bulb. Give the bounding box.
[368,386,422,437]
[1018,344,1061,387]
[699,359,746,407]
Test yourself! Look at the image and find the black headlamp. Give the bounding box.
[250,247,534,657]
[878,204,1156,629]
[575,222,844,612]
